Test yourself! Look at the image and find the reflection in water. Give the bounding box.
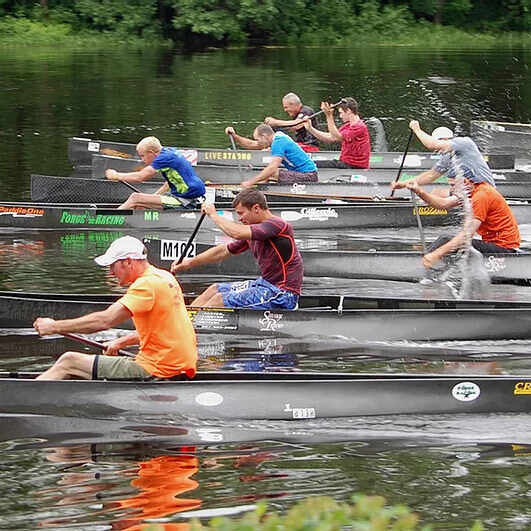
[38,445,201,530]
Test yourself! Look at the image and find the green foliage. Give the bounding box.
[0,0,529,45]
[183,494,438,530]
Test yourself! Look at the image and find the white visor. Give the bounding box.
[94,236,147,266]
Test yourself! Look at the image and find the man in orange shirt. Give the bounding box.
[407,171,520,272]
[34,236,197,380]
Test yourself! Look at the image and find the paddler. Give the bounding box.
[391,120,496,196]
[225,123,318,187]
[302,97,371,169]
[33,236,197,380]
[171,188,302,310]
[105,136,206,210]
[264,92,320,152]
[407,172,520,280]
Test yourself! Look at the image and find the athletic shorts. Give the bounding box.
[297,143,320,153]
[93,355,152,380]
[217,277,299,310]
[278,169,318,184]
[161,193,204,210]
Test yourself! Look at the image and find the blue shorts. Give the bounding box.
[217,277,298,310]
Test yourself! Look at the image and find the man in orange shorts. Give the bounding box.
[34,236,197,380]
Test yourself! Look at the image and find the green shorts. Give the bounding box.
[93,355,152,380]
[161,193,203,210]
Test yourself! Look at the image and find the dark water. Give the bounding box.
[1,44,531,529]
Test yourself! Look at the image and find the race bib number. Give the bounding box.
[160,239,197,260]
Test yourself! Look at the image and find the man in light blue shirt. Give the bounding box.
[225,124,318,187]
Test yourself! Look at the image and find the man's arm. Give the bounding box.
[225,127,261,150]
[423,219,481,268]
[407,181,460,210]
[391,169,444,190]
[409,120,453,152]
[34,301,132,336]
[241,157,282,188]
[105,165,158,183]
[171,243,232,274]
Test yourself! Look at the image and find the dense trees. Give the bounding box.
[0,0,529,44]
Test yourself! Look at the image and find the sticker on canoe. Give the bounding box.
[188,308,238,330]
[415,206,448,216]
[452,382,481,402]
[87,141,100,152]
[216,210,234,221]
[179,149,198,166]
[195,392,224,407]
[259,311,285,332]
[280,207,338,222]
[0,206,45,217]
[514,382,531,395]
[203,151,252,161]
[290,183,308,194]
[392,155,426,168]
[195,428,224,442]
[59,210,125,225]
[484,255,506,273]
[284,404,316,419]
[350,174,368,183]
[160,239,197,260]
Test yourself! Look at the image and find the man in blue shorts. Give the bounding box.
[225,123,318,187]
[105,136,206,210]
[170,188,302,310]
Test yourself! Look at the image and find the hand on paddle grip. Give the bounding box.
[34,317,58,336]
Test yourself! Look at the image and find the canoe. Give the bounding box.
[0,200,459,230]
[89,153,520,182]
[0,371,529,419]
[3,199,531,231]
[68,136,516,171]
[471,121,531,156]
[143,239,531,284]
[31,174,531,204]
[2,290,531,341]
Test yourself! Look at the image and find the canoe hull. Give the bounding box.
[2,291,531,341]
[1,372,530,419]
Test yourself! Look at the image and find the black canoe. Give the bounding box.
[0,200,465,230]
[2,291,531,341]
[471,120,531,156]
[143,238,531,284]
[31,174,531,204]
[89,154,521,183]
[68,136,516,171]
[1,371,530,419]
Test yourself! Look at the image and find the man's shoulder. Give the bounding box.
[298,105,315,116]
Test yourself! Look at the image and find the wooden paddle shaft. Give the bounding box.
[63,333,134,358]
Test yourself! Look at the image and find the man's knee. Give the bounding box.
[56,351,85,369]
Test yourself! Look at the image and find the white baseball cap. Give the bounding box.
[94,236,147,266]
[431,126,454,140]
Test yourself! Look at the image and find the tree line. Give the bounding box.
[0,0,529,45]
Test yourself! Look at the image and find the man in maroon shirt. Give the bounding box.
[302,97,371,169]
[170,189,302,310]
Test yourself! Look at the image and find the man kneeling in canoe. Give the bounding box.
[225,124,318,187]
[171,189,302,309]
[33,236,198,381]
[407,169,520,280]
[105,136,206,210]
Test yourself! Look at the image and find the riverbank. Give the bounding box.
[0,16,529,48]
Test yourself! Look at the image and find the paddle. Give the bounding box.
[175,212,207,265]
[63,332,134,358]
[410,191,427,252]
[118,179,141,193]
[228,132,244,180]
[390,129,414,197]
[290,98,346,127]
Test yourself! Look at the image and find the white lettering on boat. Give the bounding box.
[290,183,307,194]
[259,311,285,332]
[452,382,481,402]
[484,255,506,273]
[203,151,252,161]
[284,404,316,419]
[195,392,224,407]
[195,428,224,442]
[299,207,339,221]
